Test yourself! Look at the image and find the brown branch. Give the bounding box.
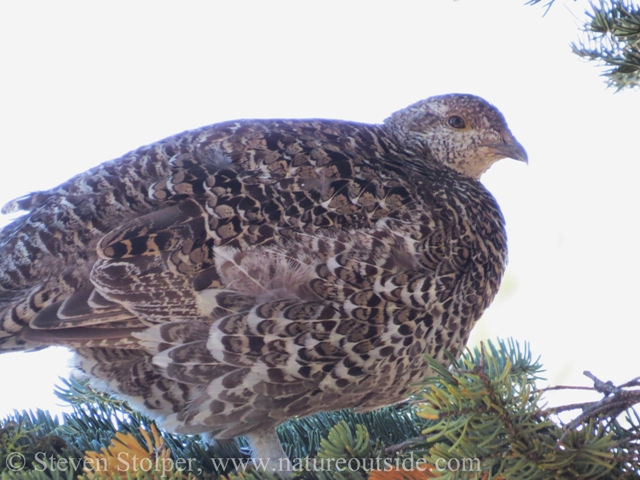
[542,371,640,443]
[384,434,430,456]
[532,385,595,394]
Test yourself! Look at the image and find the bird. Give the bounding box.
[0,94,526,473]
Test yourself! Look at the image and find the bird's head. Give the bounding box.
[384,94,528,180]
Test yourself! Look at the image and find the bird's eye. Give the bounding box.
[447,115,466,129]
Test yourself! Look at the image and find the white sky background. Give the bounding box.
[0,0,638,421]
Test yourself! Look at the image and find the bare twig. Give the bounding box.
[384,434,430,456]
[584,370,623,395]
[540,371,640,443]
[532,385,594,394]
[620,376,640,389]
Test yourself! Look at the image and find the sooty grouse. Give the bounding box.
[0,94,527,470]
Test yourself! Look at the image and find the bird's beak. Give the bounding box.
[484,138,528,164]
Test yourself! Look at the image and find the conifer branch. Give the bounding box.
[3,340,639,479]
[529,0,640,90]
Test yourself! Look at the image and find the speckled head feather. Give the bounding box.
[384,94,527,179]
[0,94,525,474]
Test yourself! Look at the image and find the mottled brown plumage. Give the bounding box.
[0,94,526,469]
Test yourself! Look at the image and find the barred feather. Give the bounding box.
[0,93,526,468]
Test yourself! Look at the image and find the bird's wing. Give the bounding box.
[0,117,482,435]
[76,206,456,437]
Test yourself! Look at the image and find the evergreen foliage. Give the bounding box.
[1,340,639,479]
[416,340,640,478]
[528,0,640,90]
